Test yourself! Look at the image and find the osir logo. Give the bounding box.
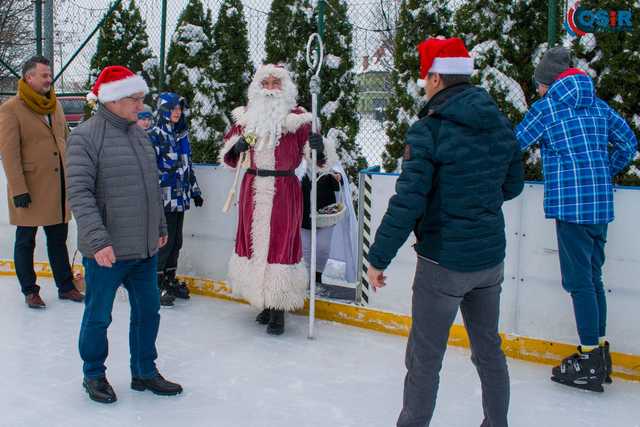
[565,1,634,36]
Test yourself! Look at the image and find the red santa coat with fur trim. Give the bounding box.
[221,106,335,311]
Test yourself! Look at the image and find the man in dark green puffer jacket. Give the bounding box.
[367,38,524,427]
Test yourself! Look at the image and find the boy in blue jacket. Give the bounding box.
[517,47,637,392]
[148,93,203,305]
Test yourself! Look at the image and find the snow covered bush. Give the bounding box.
[382,0,452,173]
[167,0,225,162]
[87,0,158,101]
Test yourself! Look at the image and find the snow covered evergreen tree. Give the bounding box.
[264,0,315,110]
[166,0,225,162]
[382,0,452,172]
[314,0,366,182]
[87,0,158,98]
[455,0,560,180]
[571,0,640,185]
[212,0,253,118]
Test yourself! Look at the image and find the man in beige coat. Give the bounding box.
[0,56,83,308]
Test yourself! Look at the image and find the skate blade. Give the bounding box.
[550,376,604,393]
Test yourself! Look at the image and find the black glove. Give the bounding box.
[13,193,31,208]
[233,137,250,155]
[309,133,324,153]
[193,195,204,207]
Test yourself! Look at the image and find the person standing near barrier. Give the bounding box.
[0,55,84,308]
[366,37,524,426]
[66,65,182,404]
[220,64,337,336]
[148,92,203,306]
[516,47,637,392]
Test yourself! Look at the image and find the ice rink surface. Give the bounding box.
[0,277,638,427]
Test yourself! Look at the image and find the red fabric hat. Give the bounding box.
[416,37,474,87]
[87,65,149,103]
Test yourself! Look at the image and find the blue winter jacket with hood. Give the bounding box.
[148,92,202,213]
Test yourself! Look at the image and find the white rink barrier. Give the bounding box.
[1,164,639,356]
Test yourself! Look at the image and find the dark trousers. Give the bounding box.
[157,212,184,278]
[556,220,608,346]
[79,256,160,380]
[14,223,74,296]
[397,257,509,427]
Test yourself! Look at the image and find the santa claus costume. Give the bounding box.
[220,64,337,334]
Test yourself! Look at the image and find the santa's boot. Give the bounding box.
[256,308,270,325]
[267,309,285,335]
[158,274,175,307]
[551,346,605,392]
[602,341,613,384]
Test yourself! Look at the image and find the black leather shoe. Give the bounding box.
[267,309,285,335]
[255,308,270,325]
[131,373,183,396]
[83,377,117,404]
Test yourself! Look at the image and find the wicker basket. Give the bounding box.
[316,202,346,228]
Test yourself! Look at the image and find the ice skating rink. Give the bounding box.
[0,277,638,427]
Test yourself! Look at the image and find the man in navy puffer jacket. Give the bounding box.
[367,37,523,427]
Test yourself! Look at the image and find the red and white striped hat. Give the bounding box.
[87,65,149,103]
[416,37,474,87]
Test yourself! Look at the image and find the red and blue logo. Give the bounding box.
[565,1,634,36]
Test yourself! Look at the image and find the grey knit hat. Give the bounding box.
[534,47,572,85]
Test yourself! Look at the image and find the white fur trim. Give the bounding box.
[417,79,426,88]
[429,57,474,75]
[86,92,98,102]
[218,133,243,166]
[97,74,149,103]
[284,111,312,133]
[231,106,247,126]
[229,254,307,310]
[304,136,339,174]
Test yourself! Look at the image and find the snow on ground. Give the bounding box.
[0,277,638,427]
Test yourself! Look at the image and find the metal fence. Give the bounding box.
[0,0,619,170]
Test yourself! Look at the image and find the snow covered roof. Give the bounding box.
[358,46,392,74]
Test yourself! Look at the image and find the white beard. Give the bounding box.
[245,87,296,151]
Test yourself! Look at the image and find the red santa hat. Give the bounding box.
[416,37,474,88]
[87,65,149,103]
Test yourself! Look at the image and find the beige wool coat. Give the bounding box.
[0,96,71,226]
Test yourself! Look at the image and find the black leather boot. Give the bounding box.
[158,274,175,307]
[131,373,183,396]
[83,377,117,404]
[256,308,270,325]
[267,309,285,335]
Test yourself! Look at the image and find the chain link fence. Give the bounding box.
[2,0,634,172]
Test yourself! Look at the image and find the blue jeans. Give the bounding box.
[556,220,608,346]
[14,224,74,296]
[79,256,160,380]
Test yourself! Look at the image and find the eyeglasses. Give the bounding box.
[125,96,145,103]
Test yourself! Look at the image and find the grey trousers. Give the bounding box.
[397,257,510,427]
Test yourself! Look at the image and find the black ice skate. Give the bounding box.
[169,276,190,300]
[551,346,605,392]
[158,276,175,307]
[603,341,613,384]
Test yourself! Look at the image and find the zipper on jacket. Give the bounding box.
[131,134,152,258]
